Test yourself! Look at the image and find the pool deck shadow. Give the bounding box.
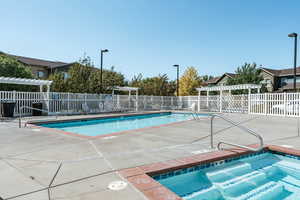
[1,112,300,199]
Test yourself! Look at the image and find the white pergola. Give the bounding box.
[112,86,139,111]
[196,84,262,112]
[0,77,53,109]
[0,77,53,92]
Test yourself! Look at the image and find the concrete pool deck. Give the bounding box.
[1,112,300,199]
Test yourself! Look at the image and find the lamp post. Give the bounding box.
[288,33,298,92]
[100,49,109,92]
[173,64,179,96]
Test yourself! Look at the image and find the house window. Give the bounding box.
[36,71,45,78]
[63,72,69,79]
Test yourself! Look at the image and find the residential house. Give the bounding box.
[204,67,300,92]
[1,52,74,79]
[203,73,237,87]
[261,67,300,92]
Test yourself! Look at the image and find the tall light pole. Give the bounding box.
[173,64,179,96]
[100,49,109,92]
[288,33,298,92]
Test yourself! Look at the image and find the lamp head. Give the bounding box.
[101,49,109,53]
[173,64,179,68]
[288,33,298,38]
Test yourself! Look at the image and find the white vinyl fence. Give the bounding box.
[0,91,300,117]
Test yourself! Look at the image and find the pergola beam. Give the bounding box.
[197,84,262,113]
[196,84,262,92]
[112,86,139,111]
[0,77,53,110]
[0,77,52,86]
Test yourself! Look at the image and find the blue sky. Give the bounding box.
[1,0,300,80]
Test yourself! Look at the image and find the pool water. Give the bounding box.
[40,112,204,136]
[155,152,300,200]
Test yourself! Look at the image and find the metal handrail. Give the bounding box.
[210,114,264,152]
[19,106,59,128]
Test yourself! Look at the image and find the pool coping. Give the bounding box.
[26,111,208,139]
[119,145,300,200]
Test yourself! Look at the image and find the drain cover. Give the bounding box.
[108,181,127,191]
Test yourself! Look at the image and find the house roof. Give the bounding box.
[203,73,237,85]
[261,67,300,77]
[4,53,73,69]
[203,76,220,84]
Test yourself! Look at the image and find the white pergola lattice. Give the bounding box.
[112,86,139,111]
[0,77,52,92]
[197,84,262,92]
[196,84,262,112]
[0,77,53,110]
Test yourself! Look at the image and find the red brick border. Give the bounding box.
[119,145,300,200]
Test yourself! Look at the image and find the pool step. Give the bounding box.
[234,181,284,200]
[220,172,267,197]
[216,170,262,188]
[184,186,223,200]
[206,163,252,182]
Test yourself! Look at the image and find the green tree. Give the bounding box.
[48,72,68,92]
[66,56,93,93]
[202,75,214,82]
[226,63,265,93]
[89,66,125,93]
[227,63,263,85]
[179,67,202,96]
[0,54,34,91]
[129,74,176,96]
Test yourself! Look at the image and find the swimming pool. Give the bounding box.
[39,112,206,137]
[154,151,300,200]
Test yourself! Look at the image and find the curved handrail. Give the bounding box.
[19,106,59,128]
[210,114,264,152]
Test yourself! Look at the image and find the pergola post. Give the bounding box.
[248,88,251,114]
[197,91,200,112]
[129,90,131,109]
[46,85,50,111]
[207,91,209,108]
[136,90,138,111]
[219,90,223,112]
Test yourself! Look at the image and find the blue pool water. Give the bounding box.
[40,112,204,136]
[154,151,300,200]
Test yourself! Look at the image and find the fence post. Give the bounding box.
[247,89,251,114]
[198,93,200,112]
[284,92,287,116]
[264,93,267,115]
[219,91,223,113]
[161,96,164,110]
[67,92,70,113]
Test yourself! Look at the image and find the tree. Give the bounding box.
[129,74,176,96]
[49,55,126,93]
[48,72,68,92]
[66,56,93,93]
[202,75,214,82]
[227,63,262,85]
[89,66,125,93]
[0,54,34,91]
[227,63,265,93]
[179,67,202,96]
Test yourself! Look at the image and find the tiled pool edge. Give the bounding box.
[26,111,204,139]
[119,145,300,200]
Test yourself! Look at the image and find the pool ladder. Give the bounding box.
[18,106,59,128]
[210,114,264,152]
[191,111,201,120]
